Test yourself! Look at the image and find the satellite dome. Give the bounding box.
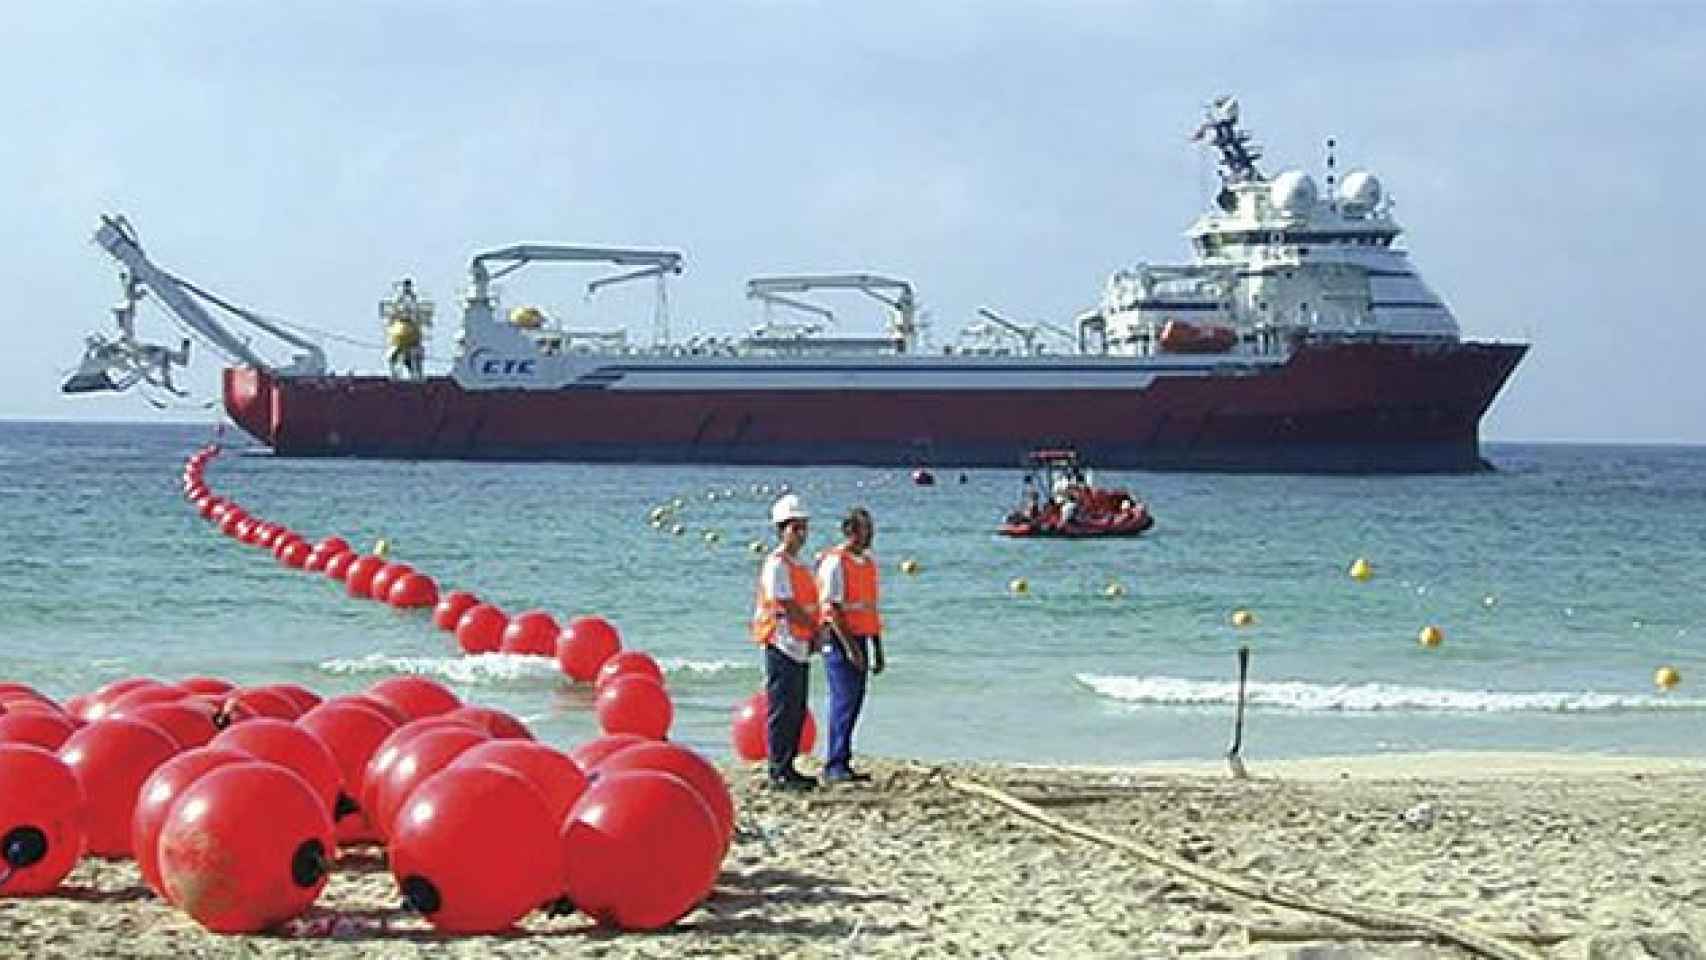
[1269,169,1318,214]
[1338,170,1382,213]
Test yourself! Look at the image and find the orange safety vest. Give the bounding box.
[751,550,820,645]
[822,545,882,636]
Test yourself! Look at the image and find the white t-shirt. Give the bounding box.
[759,552,812,663]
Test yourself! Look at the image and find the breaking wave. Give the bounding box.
[1075,674,1706,714]
[318,653,561,685]
[318,653,753,685]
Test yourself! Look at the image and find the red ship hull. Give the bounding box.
[224,340,1526,473]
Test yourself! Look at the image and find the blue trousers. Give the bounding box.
[763,643,809,780]
[823,635,871,775]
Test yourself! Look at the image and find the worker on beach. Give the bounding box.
[816,506,885,784]
[751,494,821,791]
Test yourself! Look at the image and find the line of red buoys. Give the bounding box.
[1,442,738,932]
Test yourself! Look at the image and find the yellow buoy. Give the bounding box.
[1655,666,1681,691]
[1417,625,1444,648]
[703,530,722,544]
[1008,577,1029,596]
[1104,581,1126,599]
[670,524,685,536]
[1231,609,1255,628]
[899,558,920,575]
[1348,557,1373,582]
[748,540,767,555]
[373,538,390,559]
[671,497,685,510]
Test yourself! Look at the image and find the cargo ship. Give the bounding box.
[72,97,1525,472]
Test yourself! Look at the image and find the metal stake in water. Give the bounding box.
[1226,644,1251,780]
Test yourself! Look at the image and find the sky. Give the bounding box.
[3,1,1702,443]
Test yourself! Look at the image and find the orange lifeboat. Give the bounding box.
[1157,320,1237,354]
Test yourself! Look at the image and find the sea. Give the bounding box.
[2,420,1702,766]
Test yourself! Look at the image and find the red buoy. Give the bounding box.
[297,699,399,844]
[363,726,489,840]
[433,590,479,632]
[390,764,563,933]
[105,684,190,714]
[731,691,817,763]
[0,744,86,895]
[557,615,623,682]
[442,706,533,741]
[278,540,311,569]
[560,769,721,930]
[322,550,357,581]
[368,563,415,604]
[568,733,647,775]
[82,677,166,722]
[344,555,387,598]
[595,676,674,740]
[220,686,301,723]
[57,717,180,857]
[501,610,560,657]
[359,719,478,827]
[451,740,587,825]
[367,676,462,721]
[129,747,249,897]
[595,741,737,853]
[114,702,219,749]
[210,718,349,822]
[259,683,323,715]
[595,651,666,691]
[388,572,440,609]
[0,711,78,751]
[314,536,351,557]
[455,604,508,655]
[157,762,333,932]
[178,676,236,697]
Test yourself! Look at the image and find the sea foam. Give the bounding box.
[1075,674,1706,714]
[317,651,753,685]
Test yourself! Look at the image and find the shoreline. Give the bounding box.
[1033,748,1706,782]
[4,752,1703,957]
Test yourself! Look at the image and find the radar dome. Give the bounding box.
[1338,170,1382,213]
[1269,170,1318,214]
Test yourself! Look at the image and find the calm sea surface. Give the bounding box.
[2,421,1702,765]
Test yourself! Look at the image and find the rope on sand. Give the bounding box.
[941,775,1542,960]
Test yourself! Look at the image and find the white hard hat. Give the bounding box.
[770,493,809,524]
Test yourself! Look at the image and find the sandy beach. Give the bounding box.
[4,751,1704,958]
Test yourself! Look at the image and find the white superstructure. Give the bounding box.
[1088,96,1460,357]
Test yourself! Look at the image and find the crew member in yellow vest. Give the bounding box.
[816,506,884,784]
[751,493,821,791]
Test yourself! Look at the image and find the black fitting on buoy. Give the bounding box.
[290,839,329,888]
[3,827,47,868]
[400,875,441,915]
[543,896,577,917]
[333,792,359,820]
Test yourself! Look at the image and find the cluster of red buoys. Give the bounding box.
[0,672,733,933]
[180,445,681,742]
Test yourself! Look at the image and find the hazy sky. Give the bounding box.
[4,2,1702,442]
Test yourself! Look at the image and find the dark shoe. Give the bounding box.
[768,774,817,792]
[822,768,873,784]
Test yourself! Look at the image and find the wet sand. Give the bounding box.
[4,751,1704,958]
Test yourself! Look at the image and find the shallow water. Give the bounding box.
[2,421,1702,765]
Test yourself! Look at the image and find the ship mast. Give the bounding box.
[1193,96,1266,212]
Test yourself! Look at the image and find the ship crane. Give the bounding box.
[467,244,683,345]
[67,215,327,397]
[743,274,918,352]
[973,307,1078,356]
